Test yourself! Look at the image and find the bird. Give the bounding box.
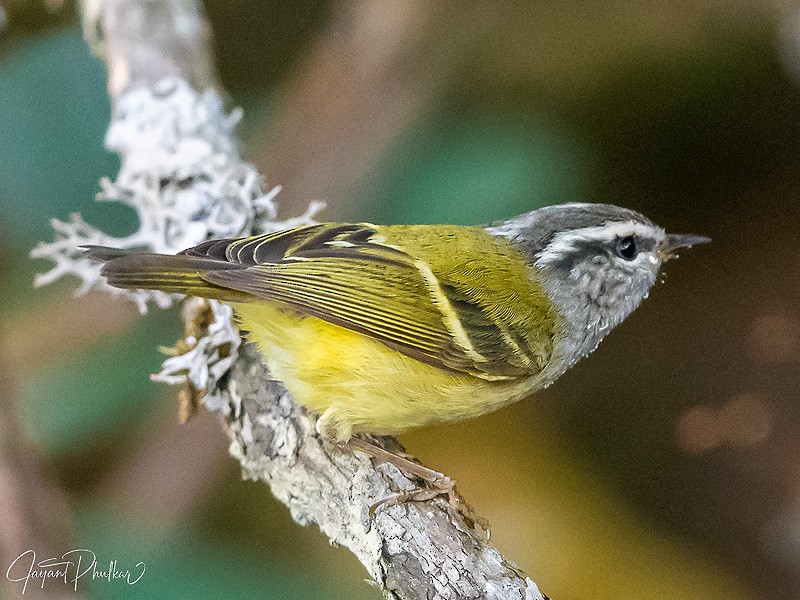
[86,202,708,495]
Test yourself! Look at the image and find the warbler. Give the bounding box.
[87,202,708,443]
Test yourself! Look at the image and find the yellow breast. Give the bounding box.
[231,302,532,442]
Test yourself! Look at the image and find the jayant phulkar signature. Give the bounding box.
[5,549,145,594]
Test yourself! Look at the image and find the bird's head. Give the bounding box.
[487,203,710,357]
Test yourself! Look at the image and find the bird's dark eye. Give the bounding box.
[615,236,637,260]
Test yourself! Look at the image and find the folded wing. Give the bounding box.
[91,223,552,381]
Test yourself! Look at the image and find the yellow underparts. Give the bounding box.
[231,301,531,443]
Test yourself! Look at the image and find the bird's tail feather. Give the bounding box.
[84,246,251,302]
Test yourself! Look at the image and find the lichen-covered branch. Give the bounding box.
[30,76,320,313]
[31,1,548,598]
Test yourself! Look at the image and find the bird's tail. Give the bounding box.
[84,246,251,302]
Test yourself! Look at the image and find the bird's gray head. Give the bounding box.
[487,202,709,367]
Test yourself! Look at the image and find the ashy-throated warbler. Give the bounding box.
[87,202,709,443]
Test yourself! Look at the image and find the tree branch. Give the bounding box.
[47,1,548,597]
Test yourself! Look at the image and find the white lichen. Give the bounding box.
[31,77,322,395]
[150,298,241,411]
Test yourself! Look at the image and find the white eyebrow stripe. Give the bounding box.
[535,221,662,267]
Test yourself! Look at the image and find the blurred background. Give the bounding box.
[1,0,799,598]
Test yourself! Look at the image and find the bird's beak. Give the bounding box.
[658,233,711,261]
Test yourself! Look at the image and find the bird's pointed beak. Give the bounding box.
[658,233,711,261]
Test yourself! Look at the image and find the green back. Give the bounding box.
[380,225,558,376]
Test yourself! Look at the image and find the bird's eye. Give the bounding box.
[615,236,637,260]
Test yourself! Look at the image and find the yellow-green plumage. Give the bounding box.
[232,301,527,441]
[92,222,560,442]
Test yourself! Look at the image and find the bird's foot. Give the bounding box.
[348,436,490,535]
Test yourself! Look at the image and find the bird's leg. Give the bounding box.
[348,436,489,534]
[349,436,453,490]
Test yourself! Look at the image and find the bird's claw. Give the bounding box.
[368,472,490,536]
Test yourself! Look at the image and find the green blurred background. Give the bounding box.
[2,1,800,599]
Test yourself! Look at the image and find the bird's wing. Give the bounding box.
[188,223,554,381]
[89,223,556,380]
